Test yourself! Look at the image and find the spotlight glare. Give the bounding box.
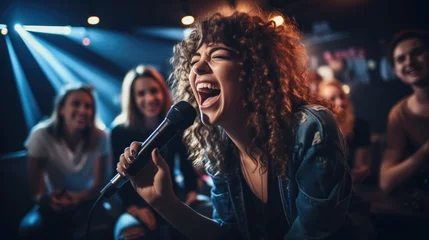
[181,16,195,25]
[23,25,72,35]
[87,16,100,25]
[64,26,72,35]
[272,16,284,26]
[342,84,351,94]
[1,28,8,35]
[15,24,22,31]
[183,28,193,39]
[82,37,90,46]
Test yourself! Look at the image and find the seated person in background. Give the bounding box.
[319,79,371,185]
[110,65,199,240]
[379,30,429,237]
[319,79,374,239]
[19,83,111,240]
[307,70,323,95]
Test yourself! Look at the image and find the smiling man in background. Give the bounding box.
[379,30,429,238]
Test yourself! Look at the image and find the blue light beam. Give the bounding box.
[34,35,121,98]
[15,25,79,91]
[66,28,174,71]
[5,35,42,130]
[23,25,71,35]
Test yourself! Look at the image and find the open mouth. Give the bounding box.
[196,82,221,107]
[75,115,87,123]
[405,67,421,75]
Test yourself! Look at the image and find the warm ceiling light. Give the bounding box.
[272,16,284,26]
[181,16,195,25]
[87,16,100,25]
[1,28,8,35]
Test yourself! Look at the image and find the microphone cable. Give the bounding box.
[84,192,105,240]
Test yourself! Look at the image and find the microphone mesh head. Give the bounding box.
[166,101,196,130]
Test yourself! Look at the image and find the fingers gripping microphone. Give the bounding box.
[101,101,196,198]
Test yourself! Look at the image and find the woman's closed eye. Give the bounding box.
[190,58,200,66]
[211,55,230,60]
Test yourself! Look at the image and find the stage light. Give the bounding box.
[82,37,90,46]
[14,26,78,90]
[272,16,284,26]
[342,84,350,94]
[15,24,22,31]
[181,16,194,25]
[23,25,72,35]
[1,28,7,35]
[87,16,100,25]
[5,35,42,129]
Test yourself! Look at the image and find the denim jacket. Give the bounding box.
[206,105,353,240]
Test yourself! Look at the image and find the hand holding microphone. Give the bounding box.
[101,101,196,206]
[117,145,174,208]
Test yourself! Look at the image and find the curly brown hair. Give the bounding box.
[170,11,330,177]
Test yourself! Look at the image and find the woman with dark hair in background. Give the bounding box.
[115,11,355,239]
[19,83,111,239]
[110,65,198,240]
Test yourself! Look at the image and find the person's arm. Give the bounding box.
[25,128,48,203]
[380,140,429,193]
[154,195,220,239]
[28,156,46,202]
[379,109,429,194]
[117,144,221,240]
[286,110,352,239]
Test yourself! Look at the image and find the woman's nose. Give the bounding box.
[145,94,156,102]
[192,59,211,75]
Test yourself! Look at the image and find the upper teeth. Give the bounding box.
[405,68,417,73]
[196,82,219,91]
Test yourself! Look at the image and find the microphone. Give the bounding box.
[101,101,196,198]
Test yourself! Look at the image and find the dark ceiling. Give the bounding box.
[1,0,428,37]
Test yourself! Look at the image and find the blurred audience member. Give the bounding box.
[319,80,371,184]
[319,79,375,239]
[110,65,198,240]
[19,83,111,240]
[379,30,429,238]
[307,70,323,94]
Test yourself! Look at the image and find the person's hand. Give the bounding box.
[185,191,198,206]
[127,206,157,231]
[351,165,371,185]
[66,191,88,205]
[116,142,176,209]
[49,190,76,213]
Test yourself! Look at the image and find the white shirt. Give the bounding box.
[26,126,110,193]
